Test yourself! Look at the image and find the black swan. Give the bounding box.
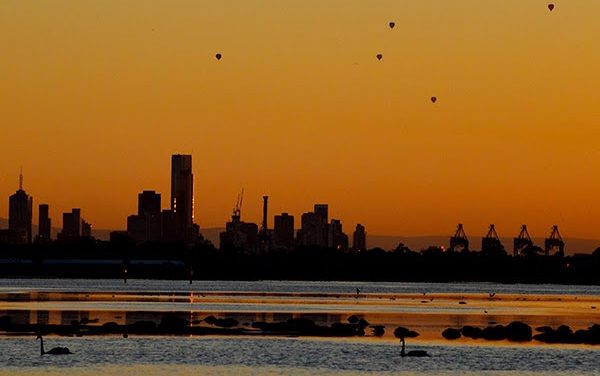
[37,335,72,355]
[400,337,429,357]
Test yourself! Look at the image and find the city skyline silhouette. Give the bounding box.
[3,154,598,255]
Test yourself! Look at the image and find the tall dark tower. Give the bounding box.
[314,204,328,224]
[38,204,51,242]
[8,171,33,244]
[171,154,194,240]
[261,196,269,235]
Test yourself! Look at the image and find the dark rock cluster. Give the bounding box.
[442,321,533,342]
[442,322,600,344]
[534,324,600,344]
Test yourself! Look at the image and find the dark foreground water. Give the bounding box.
[1,336,598,376]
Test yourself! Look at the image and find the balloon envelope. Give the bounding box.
[389,22,395,29]
[548,4,554,11]
[376,54,383,60]
[215,53,222,60]
[431,96,437,103]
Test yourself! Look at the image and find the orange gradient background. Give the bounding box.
[1,1,600,240]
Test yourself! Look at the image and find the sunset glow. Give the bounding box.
[2,1,600,239]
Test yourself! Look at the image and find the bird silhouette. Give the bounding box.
[37,335,72,355]
[400,337,430,357]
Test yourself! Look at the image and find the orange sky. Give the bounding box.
[1,1,600,240]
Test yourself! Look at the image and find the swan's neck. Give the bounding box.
[39,338,45,355]
[400,338,406,357]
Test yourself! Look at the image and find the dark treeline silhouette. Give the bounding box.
[1,240,600,284]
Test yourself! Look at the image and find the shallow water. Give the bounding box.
[1,279,600,374]
[1,336,599,375]
[2,279,600,296]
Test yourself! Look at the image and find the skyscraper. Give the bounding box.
[8,172,33,244]
[352,224,366,252]
[60,208,81,239]
[299,211,325,248]
[274,213,294,250]
[138,190,161,217]
[314,204,330,248]
[314,204,328,224]
[81,219,92,238]
[127,190,162,243]
[171,154,194,240]
[328,219,348,250]
[38,204,51,243]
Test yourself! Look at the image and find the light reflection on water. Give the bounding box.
[0,336,598,375]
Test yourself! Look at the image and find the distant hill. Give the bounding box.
[2,219,598,254]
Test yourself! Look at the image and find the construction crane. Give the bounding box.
[481,224,505,256]
[232,189,244,221]
[449,224,469,252]
[513,225,533,257]
[545,225,565,257]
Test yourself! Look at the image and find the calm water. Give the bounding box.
[2,278,600,296]
[0,336,599,375]
[1,279,599,375]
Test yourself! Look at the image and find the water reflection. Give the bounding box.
[1,288,599,343]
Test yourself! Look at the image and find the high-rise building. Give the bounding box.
[328,219,348,251]
[315,204,329,247]
[219,217,258,253]
[60,208,81,239]
[352,224,366,252]
[127,214,146,243]
[81,219,92,238]
[38,204,51,243]
[171,154,194,240]
[161,209,177,242]
[314,204,328,224]
[127,190,162,243]
[299,211,326,248]
[274,213,294,250]
[138,190,161,217]
[8,172,33,244]
[298,204,330,248]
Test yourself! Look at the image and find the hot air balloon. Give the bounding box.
[376,54,383,61]
[215,53,222,60]
[548,3,554,11]
[430,96,437,103]
[389,22,395,29]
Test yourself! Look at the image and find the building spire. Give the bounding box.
[19,167,23,190]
